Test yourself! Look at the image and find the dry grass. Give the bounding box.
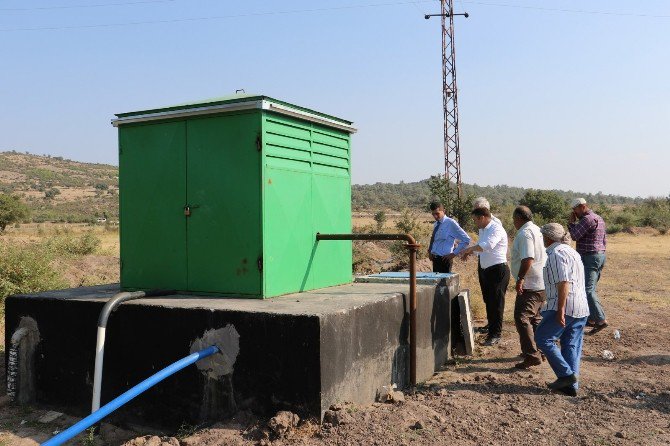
[599,233,670,307]
[1,223,120,291]
[3,223,119,253]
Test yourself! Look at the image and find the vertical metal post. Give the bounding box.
[315,233,420,386]
[406,242,419,386]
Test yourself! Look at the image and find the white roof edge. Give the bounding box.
[111,101,263,127]
[261,101,357,133]
[111,99,357,133]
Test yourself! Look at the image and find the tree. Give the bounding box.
[519,189,569,223]
[395,208,420,234]
[373,210,387,232]
[0,194,30,232]
[427,174,474,229]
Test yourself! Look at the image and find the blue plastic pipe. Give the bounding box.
[42,345,219,446]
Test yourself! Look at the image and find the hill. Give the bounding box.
[352,179,641,211]
[0,151,118,223]
[0,150,648,223]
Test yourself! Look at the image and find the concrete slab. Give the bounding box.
[4,278,459,427]
[458,290,475,355]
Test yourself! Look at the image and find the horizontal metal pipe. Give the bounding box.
[316,232,417,244]
[315,233,420,385]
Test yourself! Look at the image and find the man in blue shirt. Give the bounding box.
[428,202,471,273]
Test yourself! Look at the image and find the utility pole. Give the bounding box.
[425,2,468,200]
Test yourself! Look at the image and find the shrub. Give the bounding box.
[373,210,387,232]
[44,187,61,199]
[395,208,421,235]
[390,209,432,267]
[606,224,623,235]
[613,213,637,229]
[519,189,569,223]
[0,193,30,232]
[0,243,66,314]
[43,231,101,256]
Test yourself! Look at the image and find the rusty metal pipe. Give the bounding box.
[315,232,420,386]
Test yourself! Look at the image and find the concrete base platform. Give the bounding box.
[4,277,459,426]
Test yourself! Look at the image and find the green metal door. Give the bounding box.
[310,173,352,288]
[186,113,262,295]
[119,121,187,290]
[263,165,314,296]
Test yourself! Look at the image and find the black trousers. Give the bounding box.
[432,256,453,273]
[477,262,510,338]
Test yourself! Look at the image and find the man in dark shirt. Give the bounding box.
[568,198,608,334]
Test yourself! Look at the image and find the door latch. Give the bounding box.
[184,204,200,216]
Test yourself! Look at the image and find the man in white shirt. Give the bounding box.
[535,223,589,397]
[510,206,547,369]
[473,196,502,226]
[428,201,471,273]
[459,207,510,346]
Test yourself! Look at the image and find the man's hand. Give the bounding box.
[442,253,456,261]
[569,211,577,224]
[556,311,566,327]
[515,279,524,295]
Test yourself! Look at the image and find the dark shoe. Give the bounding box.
[586,320,596,327]
[587,321,609,335]
[514,356,542,369]
[553,385,578,397]
[547,374,577,390]
[476,325,489,334]
[483,336,500,346]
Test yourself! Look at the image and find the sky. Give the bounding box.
[1,0,668,198]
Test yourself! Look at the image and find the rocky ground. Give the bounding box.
[1,233,669,445]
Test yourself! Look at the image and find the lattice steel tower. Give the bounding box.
[427,2,468,198]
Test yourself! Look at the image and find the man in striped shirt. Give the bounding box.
[535,223,589,397]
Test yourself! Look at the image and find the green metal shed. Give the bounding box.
[112,94,356,298]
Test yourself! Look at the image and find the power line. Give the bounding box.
[2,0,667,32]
[0,0,181,12]
[460,0,670,19]
[0,0,440,31]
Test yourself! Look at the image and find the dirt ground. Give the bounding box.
[1,233,669,445]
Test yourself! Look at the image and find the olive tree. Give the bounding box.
[0,194,29,232]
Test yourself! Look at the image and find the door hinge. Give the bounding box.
[257,256,263,272]
[256,133,262,152]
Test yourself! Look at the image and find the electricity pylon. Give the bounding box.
[426,1,468,199]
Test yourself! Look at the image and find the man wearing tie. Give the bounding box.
[428,201,471,273]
